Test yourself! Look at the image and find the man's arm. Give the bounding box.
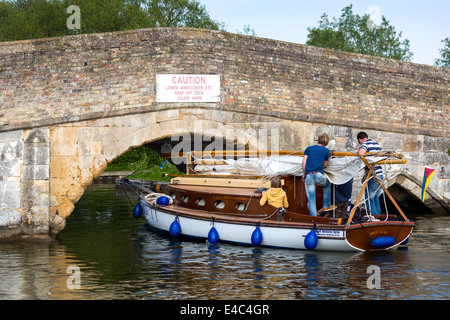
[358,148,366,156]
[302,155,308,181]
[259,191,268,206]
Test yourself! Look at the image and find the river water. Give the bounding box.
[1,183,449,301]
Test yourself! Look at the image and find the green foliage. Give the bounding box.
[434,38,450,68]
[0,0,68,41]
[0,0,223,41]
[107,145,163,171]
[306,4,413,62]
[236,25,256,36]
[129,161,181,180]
[147,0,223,30]
[106,146,181,181]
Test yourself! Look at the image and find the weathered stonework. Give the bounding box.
[1,28,448,137]
[0,28,448,239]
[0,130,23,236]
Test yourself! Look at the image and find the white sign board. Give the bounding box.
[156,74,220,102]
[316,229,344,238]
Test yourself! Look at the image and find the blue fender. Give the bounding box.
[132,203,142,218]
[156,196,170,206]
[400,236,409,245]
[371,236,396,248]
[208,227,219,244]
[251,226,263,246]
[169,217,181,237]
[304,228,318,250]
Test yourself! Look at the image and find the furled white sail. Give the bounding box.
[193,155,389,185]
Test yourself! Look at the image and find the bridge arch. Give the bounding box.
[385,172,449,216]
[49,108,311,234]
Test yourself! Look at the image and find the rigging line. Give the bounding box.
[402,156,430,165]
[260,208,280,220]
[359,222,373,243]
[381,162,391,220]
[120,182,137,207]
[332,183,336,218]
[394,221,405,242]
[382,190,389,221]
[122,152,152,180]
[242,174,273,213]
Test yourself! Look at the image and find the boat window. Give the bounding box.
[170,193,176,200]
[181,195,189,203]
[235,202,247,211]
[214,200,225,209]
[196,198,205,207]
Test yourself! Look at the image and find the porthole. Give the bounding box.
[181,195,189,203]
[196,198,205,207]
[235,202,247,211]
[214,200,225,209]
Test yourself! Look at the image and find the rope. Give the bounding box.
[260,208,280,221]
[360,222,373,243]
[119,180,141,207]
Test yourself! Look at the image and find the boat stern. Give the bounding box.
[345,220,415,251]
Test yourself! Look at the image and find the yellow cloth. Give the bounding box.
[260,188,289,209]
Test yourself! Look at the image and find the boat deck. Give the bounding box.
[167,184,260,197]
[146,200,347,230]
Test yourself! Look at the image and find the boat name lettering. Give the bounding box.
[369,230,388,237]
[316,230,343,237]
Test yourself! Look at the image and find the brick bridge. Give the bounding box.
[0,28,448,240]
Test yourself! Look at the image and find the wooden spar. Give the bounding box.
[346,163,374,226]
[373,158,406,165]
[192,158,406,166]
[161,150,405,159]
[373,174,409,221]
[346,154,409,225]
[163,173,265,178]
[193,160,228,165]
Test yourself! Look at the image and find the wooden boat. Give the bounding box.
[126,150,415,252]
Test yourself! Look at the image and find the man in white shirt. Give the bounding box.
[357,132,384,216]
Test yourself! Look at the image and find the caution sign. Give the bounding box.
[156,74,221,102]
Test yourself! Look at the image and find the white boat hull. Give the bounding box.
[141,201,357,251]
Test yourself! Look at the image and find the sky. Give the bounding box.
[198,0,450,66]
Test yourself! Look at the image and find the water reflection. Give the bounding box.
[0,184,449,300]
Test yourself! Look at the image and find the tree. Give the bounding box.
[0,0,223,41]
[434,38,450,68]
[62,0,150,34]
[0,0,68,41]
[306,4,413,62]
[236,25,256,37]
[147,0,223,30]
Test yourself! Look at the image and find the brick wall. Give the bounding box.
[0,27,449,137]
